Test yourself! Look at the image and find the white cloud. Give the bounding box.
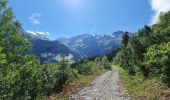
[41,53,54,58]
[29,13,42,24]
[54,54,74,63]
[150,0,170,24]
[27,30,50,36]
[41,53,74,63]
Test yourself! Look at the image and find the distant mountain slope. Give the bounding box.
[57,31,125,58]
[26,31,81,63]
[31,39,80,63]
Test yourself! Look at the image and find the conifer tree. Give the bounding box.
[121,31,130,48]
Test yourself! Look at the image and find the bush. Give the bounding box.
[78,61,99,75]
[102,56,112,70]
[114,48,136,75]
[41,63,59,95]
[144,42,170,86]
[0,56,45,100]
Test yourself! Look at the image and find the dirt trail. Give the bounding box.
[69,67,130,100]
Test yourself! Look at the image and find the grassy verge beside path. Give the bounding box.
[114,65,170,100]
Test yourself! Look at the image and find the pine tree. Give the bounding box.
[121,31,130,48]
[56,56,71,91]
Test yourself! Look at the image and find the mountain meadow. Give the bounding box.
[0,0,170,100]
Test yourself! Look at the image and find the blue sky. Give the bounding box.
[9,0,159,40]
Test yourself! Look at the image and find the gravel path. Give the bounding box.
[69,67,130,100]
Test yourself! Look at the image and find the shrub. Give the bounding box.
[102,56,112,70]
[41,63,59,95]
[144,42,170,86]
[78,61,96,75]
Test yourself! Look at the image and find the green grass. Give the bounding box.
[115,65,170,100]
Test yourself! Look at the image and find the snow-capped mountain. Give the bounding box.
[26,31,81,63]
[26,30,129,62]
[57,31,125,58]
[26,30,49,40]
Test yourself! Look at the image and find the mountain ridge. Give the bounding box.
[26,31,81,63]
[26,30,131,62]
[57,31,126,58]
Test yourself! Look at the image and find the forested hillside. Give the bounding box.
[114,11,170,99]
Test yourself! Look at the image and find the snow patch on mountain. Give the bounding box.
[26,30,49,40]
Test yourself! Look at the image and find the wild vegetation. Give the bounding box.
[0,1,111,99]
[114,11,170,99]
[1,0,170,99]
